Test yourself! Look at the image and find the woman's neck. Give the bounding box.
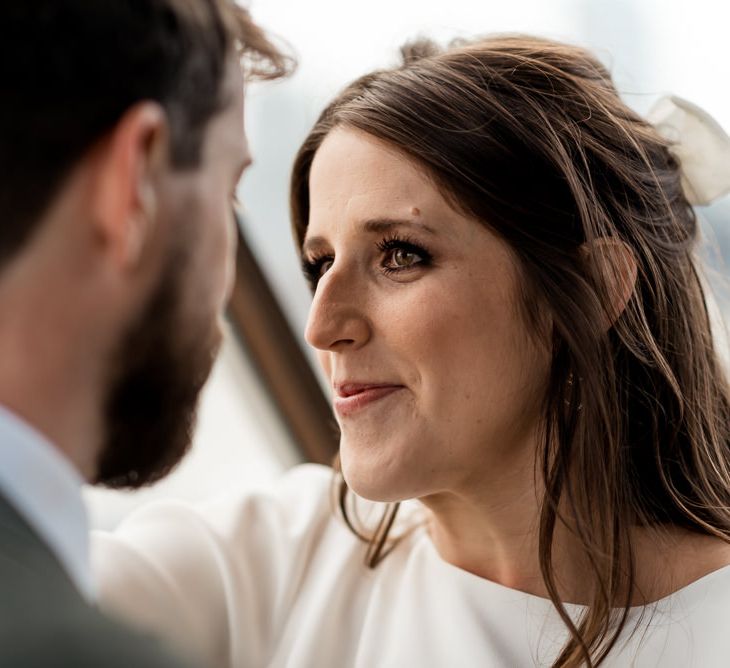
[421,483,589,603]
[419,469,730,606]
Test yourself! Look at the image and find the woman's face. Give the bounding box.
[303,127,550,502]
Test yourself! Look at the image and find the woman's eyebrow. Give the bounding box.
[302,217,438,255]
[362,218,438,236]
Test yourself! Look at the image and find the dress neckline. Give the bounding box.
[413,525,730,612]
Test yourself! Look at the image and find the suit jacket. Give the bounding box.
[0,492,197,668]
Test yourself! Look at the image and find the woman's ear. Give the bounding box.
[580,237,638,329]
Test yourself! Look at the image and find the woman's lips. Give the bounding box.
[333,385,404,417]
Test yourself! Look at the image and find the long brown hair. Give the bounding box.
[290,35,730,667]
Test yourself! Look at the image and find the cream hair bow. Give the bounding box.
[647,95,730,206]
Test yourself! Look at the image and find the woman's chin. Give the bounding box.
[340,445,421,503]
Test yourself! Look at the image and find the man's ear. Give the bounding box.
[580,237,638,329]
[88,102,169,271]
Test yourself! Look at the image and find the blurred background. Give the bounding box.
[85,0,730,529]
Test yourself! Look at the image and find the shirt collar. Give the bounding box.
[0,404,94,600]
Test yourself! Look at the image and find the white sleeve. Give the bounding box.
[91,464,335,668]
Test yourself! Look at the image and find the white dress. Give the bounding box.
[91,464,730,667]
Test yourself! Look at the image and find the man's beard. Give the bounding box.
[94,252,221,489]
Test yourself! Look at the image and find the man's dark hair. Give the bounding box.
[1,0,290,269]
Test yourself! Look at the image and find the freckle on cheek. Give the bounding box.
[411,207,421,217]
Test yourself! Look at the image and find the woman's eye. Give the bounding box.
[319,258,334,276]
[302,255,334,289]
[384,247,422,270]
[377,236,432,275]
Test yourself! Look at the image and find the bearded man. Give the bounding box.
[0,2,289,665]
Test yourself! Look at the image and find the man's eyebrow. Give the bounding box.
[302,217,438,255]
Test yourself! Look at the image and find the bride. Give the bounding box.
[93,34,730,667]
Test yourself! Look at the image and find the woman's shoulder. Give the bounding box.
[663,562,730,628]
[91,464,358,666]
[613,563,730,667]
[94,463,351,585]
[198,463,355,562]
[202,463,337,531]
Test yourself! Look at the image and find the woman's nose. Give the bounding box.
[304,268,371,352]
